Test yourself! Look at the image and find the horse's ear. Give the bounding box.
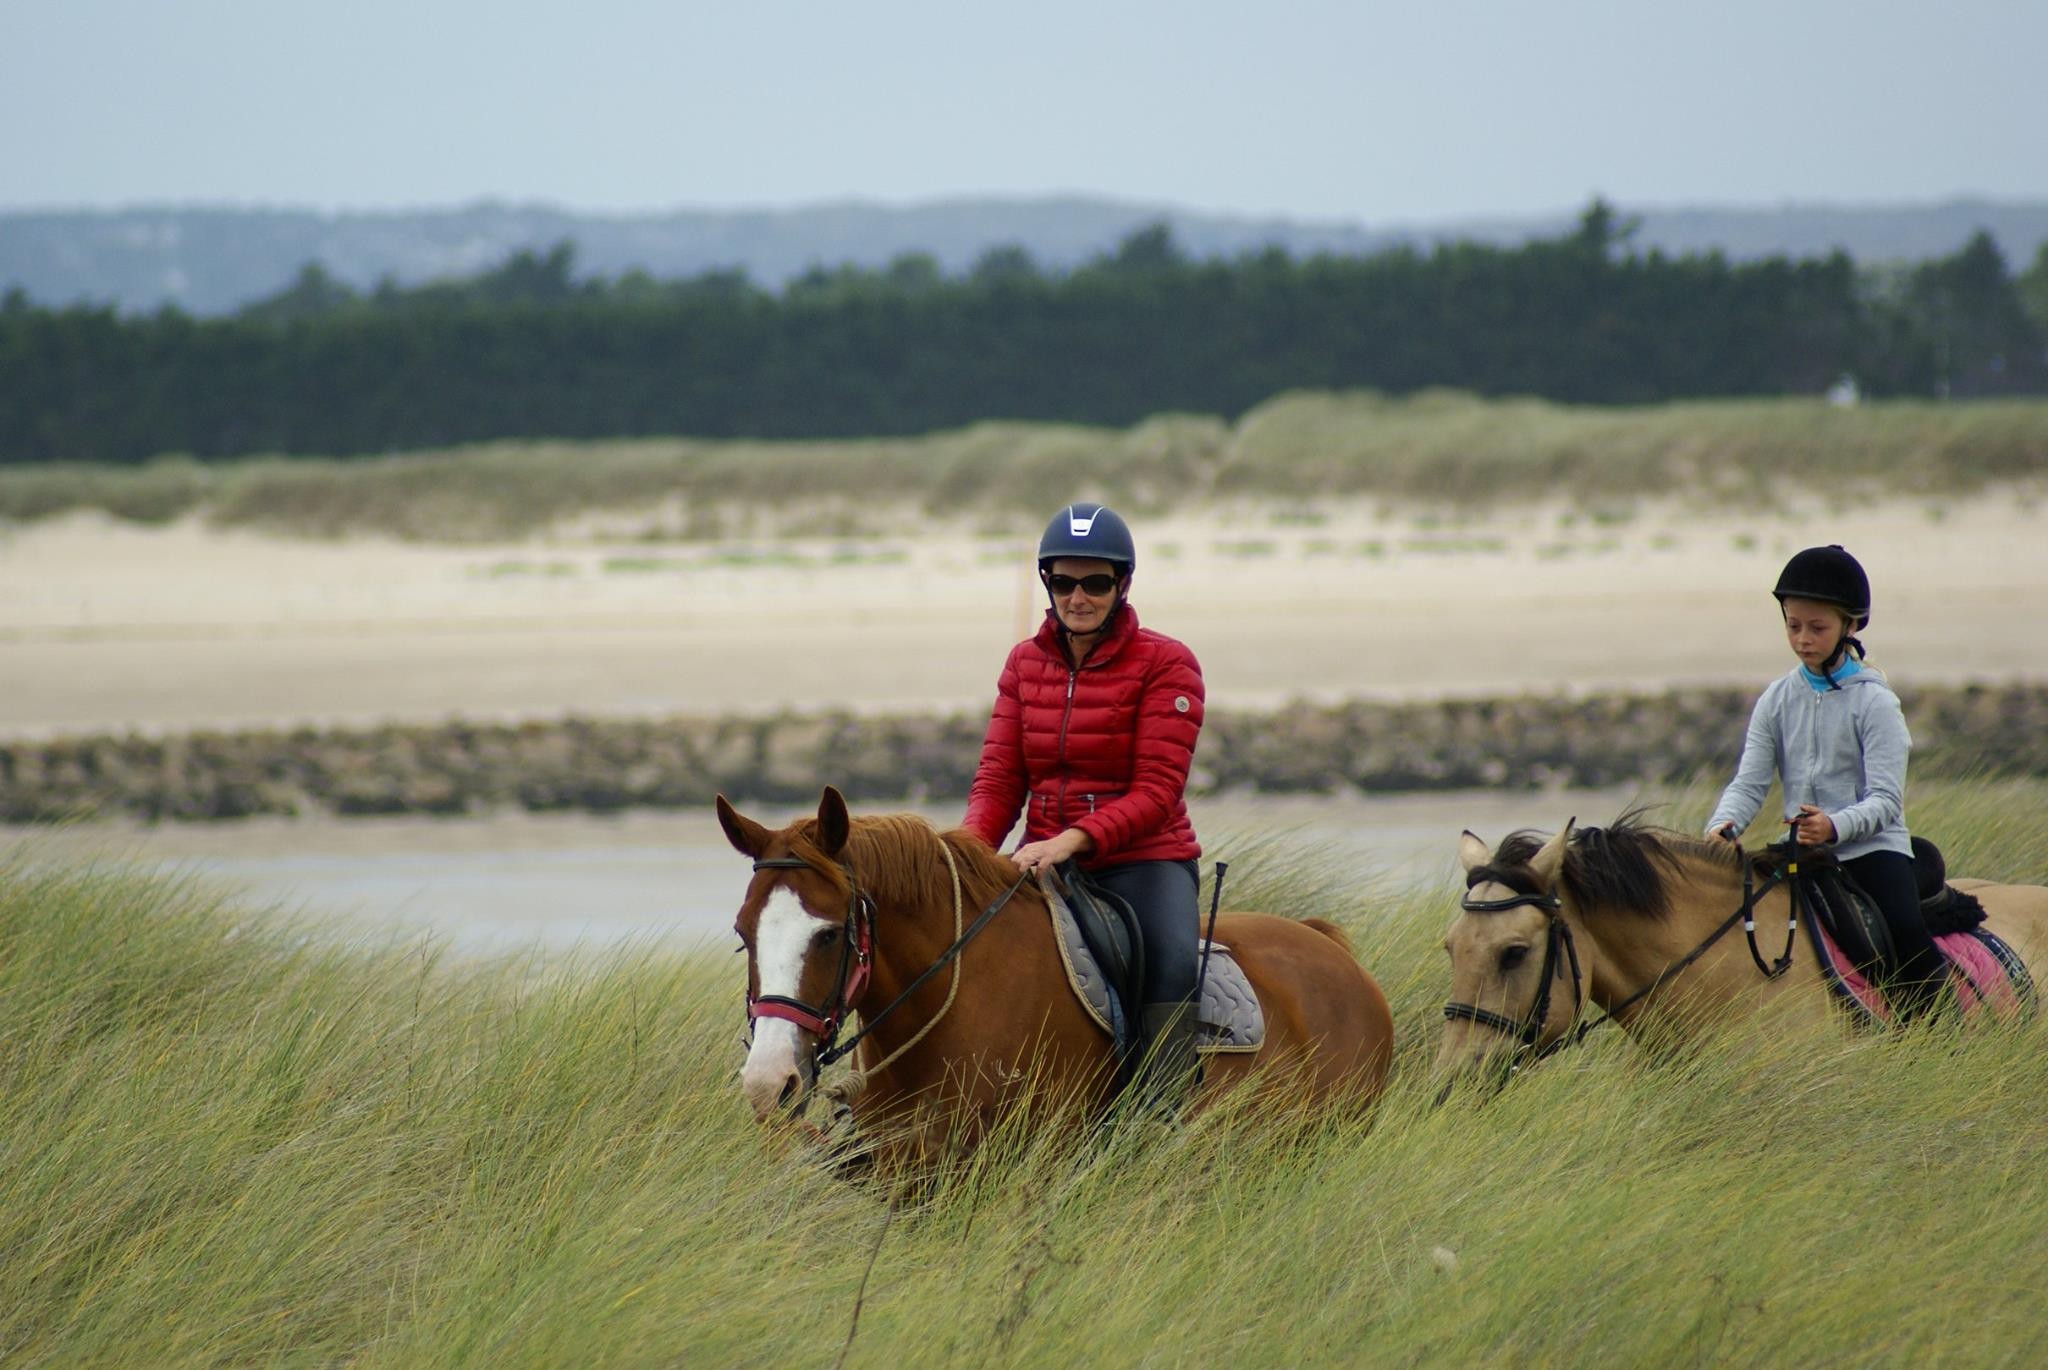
[716,794,770,859]
[817,786,851,857]
[1530,819,1575,886]
[1458,830,1490,873]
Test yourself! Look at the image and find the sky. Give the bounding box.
[3,0,2044,224]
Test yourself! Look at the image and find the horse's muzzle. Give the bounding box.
[741,1035,817,1121]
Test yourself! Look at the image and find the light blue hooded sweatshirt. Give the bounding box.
[1705,658,1912,860]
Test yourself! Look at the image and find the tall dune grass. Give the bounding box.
[4,391,2044,540]
[6,778,2047,1364]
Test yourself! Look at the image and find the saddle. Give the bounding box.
[1909,835,1991,935]
[1782,837,2031,1024]
[1048,862,1146,1055]
[1042,865,1263,1057]
[1788,837,1988,981]
[1790,851,1896,982]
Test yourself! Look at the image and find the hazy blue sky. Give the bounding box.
[4,0,2042,222]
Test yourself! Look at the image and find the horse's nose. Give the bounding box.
[741,1054,807,1120]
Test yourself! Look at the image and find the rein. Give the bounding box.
[1443,854,1796,1068]
[747,843,1030,1089]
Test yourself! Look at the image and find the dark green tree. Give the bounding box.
[240,262,359,322]
[1904,231,2046,396]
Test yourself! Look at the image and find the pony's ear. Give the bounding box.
[1530,818,1575,887]
[716,794,770,859]
[816,786,851,858]
[1458,830,1490,873]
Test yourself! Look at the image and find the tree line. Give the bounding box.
[3,202,2045,465]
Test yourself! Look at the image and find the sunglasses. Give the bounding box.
[1044,572,1120,596]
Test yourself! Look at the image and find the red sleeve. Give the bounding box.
[961,647,1028,850]
[1073,639,1203,860]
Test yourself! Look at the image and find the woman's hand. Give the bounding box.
[1011,828,1095,873]
[1791,805,1838,846]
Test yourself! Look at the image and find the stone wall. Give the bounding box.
[4,684,2043,823]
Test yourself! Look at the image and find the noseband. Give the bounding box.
[746,856,875,1052]
[1442,890,1587,1063]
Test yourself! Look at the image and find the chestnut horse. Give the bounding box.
[719,787,1393,1160]
[1437,813,2048,1083]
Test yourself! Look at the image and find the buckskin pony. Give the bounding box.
[1437,811,2048,1083]
[720,787,1393,1162]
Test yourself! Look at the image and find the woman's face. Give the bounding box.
[1781,596,1850,670]
[1044,556,1124,636]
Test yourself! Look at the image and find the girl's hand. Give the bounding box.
[1711,822,1739,843]
[1792,805,1837,846]
[1011,828,1094,873]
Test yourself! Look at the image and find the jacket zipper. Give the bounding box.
[1053,665,1077,831]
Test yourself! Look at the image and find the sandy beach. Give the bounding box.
[5,492,2045,739]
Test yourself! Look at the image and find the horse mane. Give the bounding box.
[784,812,1040,919]
[1480,806,1752,921]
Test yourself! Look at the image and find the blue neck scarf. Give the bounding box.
[1800,653,1863,693]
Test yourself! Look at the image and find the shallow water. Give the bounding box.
[8,787,1643,953]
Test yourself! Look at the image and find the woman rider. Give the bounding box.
[962,501,1206,1100]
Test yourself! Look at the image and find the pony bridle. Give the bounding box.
[745,856,875,1054]
[1442,855,1797,1071]
[1442,888,1586,1063]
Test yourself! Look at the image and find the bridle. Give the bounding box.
[1442,852,1798,1071]
[746,856,875,1054]
[743,848,1031,1081]
[1441,890,1585,1064]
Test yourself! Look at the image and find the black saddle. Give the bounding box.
[1911,835,1989,935]
[1790,853,1897,980]
[1051,860,1147,1062]
[1782,836,1985,984]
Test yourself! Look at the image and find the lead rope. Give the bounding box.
[823,835,967,1106]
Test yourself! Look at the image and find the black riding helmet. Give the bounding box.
[1773,544,1870,685]
[1037,502,1136,573]
[1772,544,1871,629]
[1036,502,1135,639]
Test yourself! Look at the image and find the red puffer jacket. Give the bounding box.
[963,605,1203,867]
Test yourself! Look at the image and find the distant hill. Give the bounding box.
[4,195,2046,316]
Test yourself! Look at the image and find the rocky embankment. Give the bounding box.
[4,684,2045,823]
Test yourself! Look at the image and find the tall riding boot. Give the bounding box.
[1134,1001,1202,1116]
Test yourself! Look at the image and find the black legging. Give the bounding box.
[1841,850,1946,1013]
[1086,859,1200,1006]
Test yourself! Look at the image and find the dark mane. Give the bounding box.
[1482,806,1751,921]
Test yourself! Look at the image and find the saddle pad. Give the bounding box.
[1044,888,1264,1053]
[1809,914,2034,1026]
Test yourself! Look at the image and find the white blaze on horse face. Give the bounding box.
[741,886,821,1114]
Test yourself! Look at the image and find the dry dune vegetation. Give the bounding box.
[3,389,2046,541]
[7,776,2048,1364]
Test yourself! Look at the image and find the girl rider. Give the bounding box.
[1706,544,1947,1016]
[963,502,1206,1101]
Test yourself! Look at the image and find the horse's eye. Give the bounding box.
[814,926,842,947]
[1498,944,1530,971]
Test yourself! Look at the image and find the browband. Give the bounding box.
[1460,892,1561,914]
